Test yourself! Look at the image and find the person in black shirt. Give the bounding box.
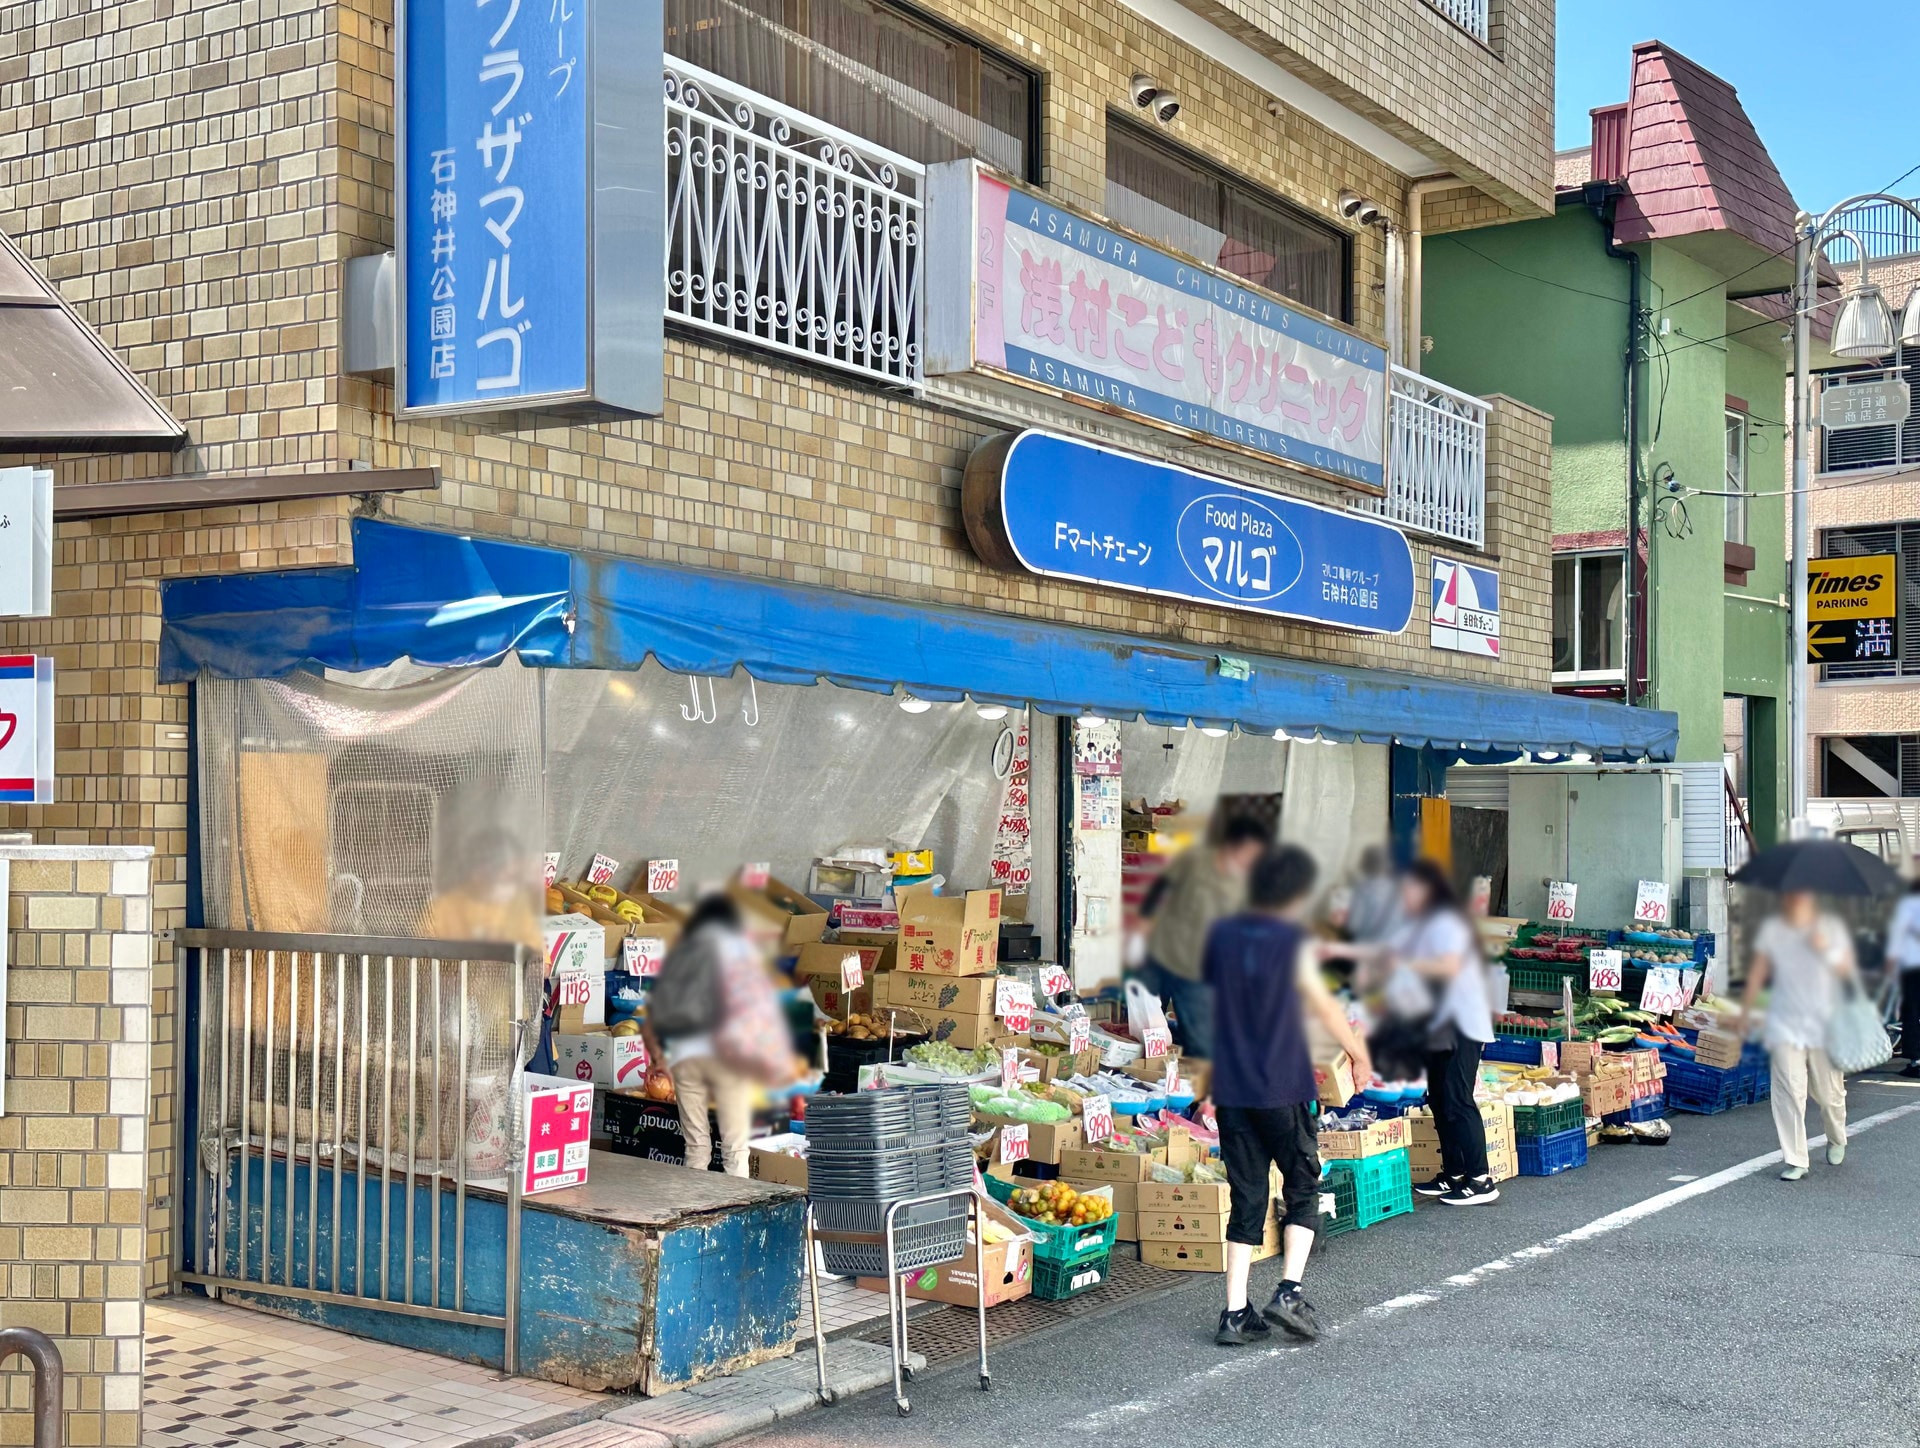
[1203,845,1372,1346]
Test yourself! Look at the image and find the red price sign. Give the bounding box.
[1068,1019,1091,1054]
[1039,965,1073,998]
[1004,1003,1033,1034]
[1141,1027,1172,1060]
[1633,879,1671,926]
[1639,965,1686,1014]
[1545,881,1577,923]
[556,972,594,1007]
[543,852,561,888]
[740,861,770,890]
[646,859,680,895]
[1083,1094,1113,1145]
[995,977,1034,1018]
[839,952,865,993]
[623,936,666,978]
[587,853,621,887]
[1679,968,1701,1010]
[997,1122,1029,1163]
[1000,1046,1021,1090]
[1588,948,1624,994]
[1162,1056,1179,1093]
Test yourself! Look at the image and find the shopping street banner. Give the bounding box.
[964,429,1414,634]
[928,163,1390,489]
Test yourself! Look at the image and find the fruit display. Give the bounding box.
[906,1040,1000,1075]
[1006,1181,1113,1227]
[822,1013,889,1040]
[969,1084,1071,1122]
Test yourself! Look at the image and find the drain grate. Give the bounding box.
[847,1251,1195,1367]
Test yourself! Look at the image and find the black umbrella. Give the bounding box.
[1730,838,1903,896]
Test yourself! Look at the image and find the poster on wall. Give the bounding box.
[396,0,663,417]
[0,655,55,805]
[0,468,53,619]
[1430,557,1499,658]
[989,718,1032,895]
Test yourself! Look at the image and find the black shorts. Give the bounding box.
[1217,1102,1322,1245]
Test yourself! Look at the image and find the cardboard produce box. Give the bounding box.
[1058,1146,1157,1184]
[1136,1178,1231,1214]
[794,942,893,1020]
[1583,1070,1633,1118]
[1313,1050,1357,1108]
[1693,1028,1743,1070]
[898,883,1002,976]
[1113,1212,1138,1243]
[730,877,830,953]
[872,971,997,1015]
[1317,1116,1408,1160]
[746,1134,809,1190]
[902,1008,1006,1050]
[545,913,606,978]
[1141,1214,1276,1272]
[976,1114,1082,1164]
[1138,1209,1228,1243]
[553,1031,650,1091]
[1022,1046,1103,1083]
[857,1198,1034,1308]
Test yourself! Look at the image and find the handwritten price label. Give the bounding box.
[839,952,865,993]
[1633,879,1671,926]
[1004,1003,1033,1034]
[740,861,770,890]
[1163,1056,1180,1093]
[646,859,681,895]
[587,853,621,887]
[1679,968,1701,1011]
[1068,1018,1091,1054]
[1083,1094,1113,1145]
[995,978,1035,1017]
[997,1122,1029,1163]
[1039,965,1073,998]
[543,852,561,888]
[1588,948,1624,994]
[554,968,604,1025]
[623,936,666,978]
[1141,1026,1172,1060]
[1545,881,1578,923]
[1468,875,1492,917]
[1639,965,1685,1014]
[1000,1047,1021,1090]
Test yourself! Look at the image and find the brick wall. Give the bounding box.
[0,844,155,1448]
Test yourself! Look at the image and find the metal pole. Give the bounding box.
[1790,221,1813,833]
[0,1325,65,1448]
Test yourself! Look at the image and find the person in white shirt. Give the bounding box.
[1741,891,1857,1180]
[1886,880,1920,1079]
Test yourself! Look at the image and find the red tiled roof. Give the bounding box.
[1609,41,1798,255]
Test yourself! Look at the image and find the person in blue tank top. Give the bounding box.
[1203,845,1372,1347]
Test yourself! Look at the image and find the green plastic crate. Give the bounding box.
[983,1174,1121,1263]
[1032,1251,1110,1300]
[1511,1098,1585,1139]
[1321,1147,1412,1229]
[1319,1165,1359,1238]
[1505,961,1590,999]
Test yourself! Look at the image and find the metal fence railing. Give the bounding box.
[1365,364,1489,547]
[664,61,924,389]
[179,930,537,1373]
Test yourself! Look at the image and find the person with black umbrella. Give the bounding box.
[1731,840,1895,1181]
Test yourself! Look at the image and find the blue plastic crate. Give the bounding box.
[1664,1058,1743,1115]
[1484,1037,1551,1066]
[1516,1126,1588,1176]
[1628,1092,1666,1121]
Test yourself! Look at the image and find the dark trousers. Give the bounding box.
[1902,969,1920,1062]
[1217,1103,1322,1244]
[1424,1039,1490,1181]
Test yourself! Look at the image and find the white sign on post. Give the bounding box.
[995,978,1034,1019]
[1038,965,1073,999]
[1082,1094,1113,1145]
[646,859,681,895]
[622,936,667,977]
[554,966,606,1027]
[1141,1026,1172,1060]
[997,1122,1029,1164]
[999,1046,1021,1090]
[1633,880,1671,926]
[1639,965,1685,1014]
[0,468,53,620]
[838,951,864,993]
[1068,1018,1091,1055]
[1679,968,1701,1010]
[1467,876,1492,917]
[1588,948,1624,995]
[1545,880,1577,924]
[586,853,621,887]
[0,656,54,806]
[542,852,561,888]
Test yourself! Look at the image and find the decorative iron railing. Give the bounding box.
[1425,0,1489,43]
[1366,364,1489,547]
[664,61,924,388]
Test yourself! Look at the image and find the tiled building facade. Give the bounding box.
[0,0,1558,1294]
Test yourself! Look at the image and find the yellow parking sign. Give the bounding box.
[1807,554,1896,621]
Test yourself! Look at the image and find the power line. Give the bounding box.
[1443,237,1631,307]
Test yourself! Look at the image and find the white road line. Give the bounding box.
[1062,1097,1920,1434]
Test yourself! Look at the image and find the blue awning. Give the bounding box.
[160,519,1677,760]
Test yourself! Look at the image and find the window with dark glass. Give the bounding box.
[1552,552,1624,679]
[664,0,1036,178]
[1102,119,1351,320]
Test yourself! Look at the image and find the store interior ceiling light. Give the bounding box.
[1831,281,1897,360]
[898,693,933,714]
[974,702,1009,720]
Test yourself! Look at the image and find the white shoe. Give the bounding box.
[1780,1165,1808,1181]
[1828,1142,1846,1166]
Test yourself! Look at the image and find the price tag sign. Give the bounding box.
[1588,948,1624,994]
[1679,968,1701,1010]
[839,951,865,993]
[740,861,770,890]
[1038,965,1073,999]
[1162,1056,1179,1093]
[646,859,681,895]
[1545,881,1578,923]
[1467,875,1492,917]
[1082,1094,1113,1145]
[623,936,667,978]
[1004,1002,1034,1034]
[997,1122,1029,1164]
[1000,1047,1021,1090]
[1068,1018,1091,1054]
[1639,965,1685,1014]
[587,853,621,887]
[542,852,561,888]
[1633,879,1671,926]
[994,978,1035,1019]
[1141,1026,1172,1060]
[554,968,605,1026]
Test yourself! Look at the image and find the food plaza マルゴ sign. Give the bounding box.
[926,161,1390,490]
[963,430,1415,633]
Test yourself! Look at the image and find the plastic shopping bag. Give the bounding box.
[1825,979,1893,1074]
[1125,977,1171,1042]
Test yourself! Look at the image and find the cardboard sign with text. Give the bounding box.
[522,1074,594,1195]
[1633,879,1671,926]
[1545,880,1577,924]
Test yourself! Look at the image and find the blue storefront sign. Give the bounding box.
[397,0,664,417]
[964,430,1414,633]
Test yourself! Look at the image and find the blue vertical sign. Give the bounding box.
[398,0,665,417]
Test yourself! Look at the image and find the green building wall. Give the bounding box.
[1422,200,1789,846]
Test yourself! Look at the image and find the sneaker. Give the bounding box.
[1828,1142,1846,1166]
[1780,1165,1808,1181]
[1214,1306,1271,1346]
[1440,1176,1500,1206]
[1414,1173,1457,1199]
[1901,1061,1920,1079]
[1262,1286,1323,1341]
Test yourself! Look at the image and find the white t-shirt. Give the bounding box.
[1887,896,1920,971]
[1390,910,1494,1044]
[1755,914,1851,1050]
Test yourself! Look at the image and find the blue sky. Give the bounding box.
[1556,1,1920,214]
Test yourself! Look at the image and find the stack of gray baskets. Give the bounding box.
[805,1083,974,1277]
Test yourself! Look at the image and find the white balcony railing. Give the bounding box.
[664,62,924,388]
[1367,364,1488,547]
[1425,0,1489,42]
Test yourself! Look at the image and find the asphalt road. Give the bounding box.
[746,1075,1920,1448]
